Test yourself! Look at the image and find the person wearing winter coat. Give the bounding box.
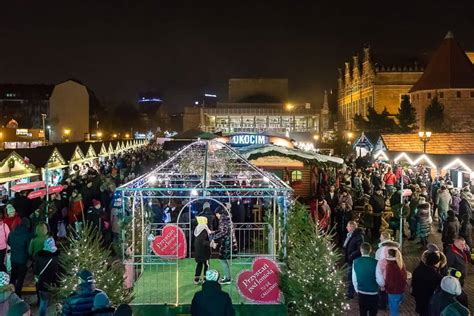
[352,242,379,316]
[335,201,353,246]
[442,210,460,251]
[61,270,107,316]
[194,216,212,284]
[411,251,443,316]
[445,237,471,286]
[343,221,364,299]
[458,190,473,248]
[7,217,32,297]
[68,189,84,226]
[382,248,407,316]
[338,190,353,210]
[370,188,386,240]
[28,222,49,258]
[191,269,235,316]
[0,215,11,272]
[317,199,331,231]
[213,208,237,284]
[4,204,21,231]
[375,231,400,311]
[450,189,461,216]
[0,272,23,315]
[86,199,104,232]
[436,186,452,232]
[91,292,115,316]
[34,237,60,316]
[416,202,432,247]
[430,276,469,316]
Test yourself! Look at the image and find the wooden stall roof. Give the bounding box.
[378,133,474,155]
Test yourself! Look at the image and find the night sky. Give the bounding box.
[1,1,473,111]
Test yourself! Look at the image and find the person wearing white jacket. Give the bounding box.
[375,231,400,311]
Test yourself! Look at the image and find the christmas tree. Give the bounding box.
[280,203,348,315]
[53,222,133,305]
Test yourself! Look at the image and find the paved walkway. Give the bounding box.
[345,223,474,315]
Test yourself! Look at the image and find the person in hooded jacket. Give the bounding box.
[213,208,237,284]
[4,204,21,231]
[7,217,32,297]
[191,269,235,316]
[411,251,443,316]
[442,210,460,251]
[193,216,212,284]
[61,270,107,316]
[34,237,60,316]
[0,272,22,315]
[430,276,469,316]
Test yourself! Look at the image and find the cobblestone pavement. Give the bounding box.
[345,223,474,315]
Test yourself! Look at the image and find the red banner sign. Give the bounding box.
[236,257,282,303]
[11,181,45,192]
[150,224,187,259]
[27,185,64,199]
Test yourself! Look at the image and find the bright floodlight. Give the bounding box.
[148,175,157,184]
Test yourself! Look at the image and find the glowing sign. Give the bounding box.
[230,134,268,146]
[204,93,217,98]
[140,97,163,102]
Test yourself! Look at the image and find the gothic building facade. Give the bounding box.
[337,47,423,130]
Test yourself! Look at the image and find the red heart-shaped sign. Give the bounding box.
[236,257,282,303]
[150,224,187,259]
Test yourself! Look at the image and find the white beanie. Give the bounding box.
[205,269,219,282]
[441,276,462,296]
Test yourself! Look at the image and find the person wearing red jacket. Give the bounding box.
[4,204,21,231]
[383,167,397,199]
[383,248,407,316]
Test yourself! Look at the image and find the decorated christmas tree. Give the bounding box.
[281,203,348,315]
[53,223,133,305]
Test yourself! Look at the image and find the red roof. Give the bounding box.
[409,32,474,92]
[380,133,474,154]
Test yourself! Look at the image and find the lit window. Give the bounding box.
[456,91,461,98]
[439,92,444,99]
[291,170,303,181]
[427,92,431,99]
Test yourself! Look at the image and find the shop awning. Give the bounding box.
[0,172,40,183]
[239,144,344,165]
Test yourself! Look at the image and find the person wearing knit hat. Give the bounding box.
[86,199,104,233]
[0,271,23,315]
[194,217,212,284]
[191,269,234,316]
[430,276,465,315]
[92,291,114,315]
[205,269,219,282]
[34,237,60,316]
[62,269,108,315]
[412,251,443,315]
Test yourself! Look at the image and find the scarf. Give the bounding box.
[194,224,211,237]
[343,231,353,248]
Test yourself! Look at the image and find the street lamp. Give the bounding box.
[112,133,117,139]
[125,133,130,139]
[347,131,354,145]
[285,103,294,111]
[97,131,103,140]
[63,128,71,142]
[313,134,320,141]
[418,131,432,153]
[41,113,47,145]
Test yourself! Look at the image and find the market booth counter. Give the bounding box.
[14,146,68,186]
[0,151,40,197]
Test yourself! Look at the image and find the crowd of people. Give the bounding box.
[309,155,474,315]
[0,144,164,315]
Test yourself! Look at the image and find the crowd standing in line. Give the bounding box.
[308,154,474,316]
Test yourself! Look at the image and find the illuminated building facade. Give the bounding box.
[337,47,423,130]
